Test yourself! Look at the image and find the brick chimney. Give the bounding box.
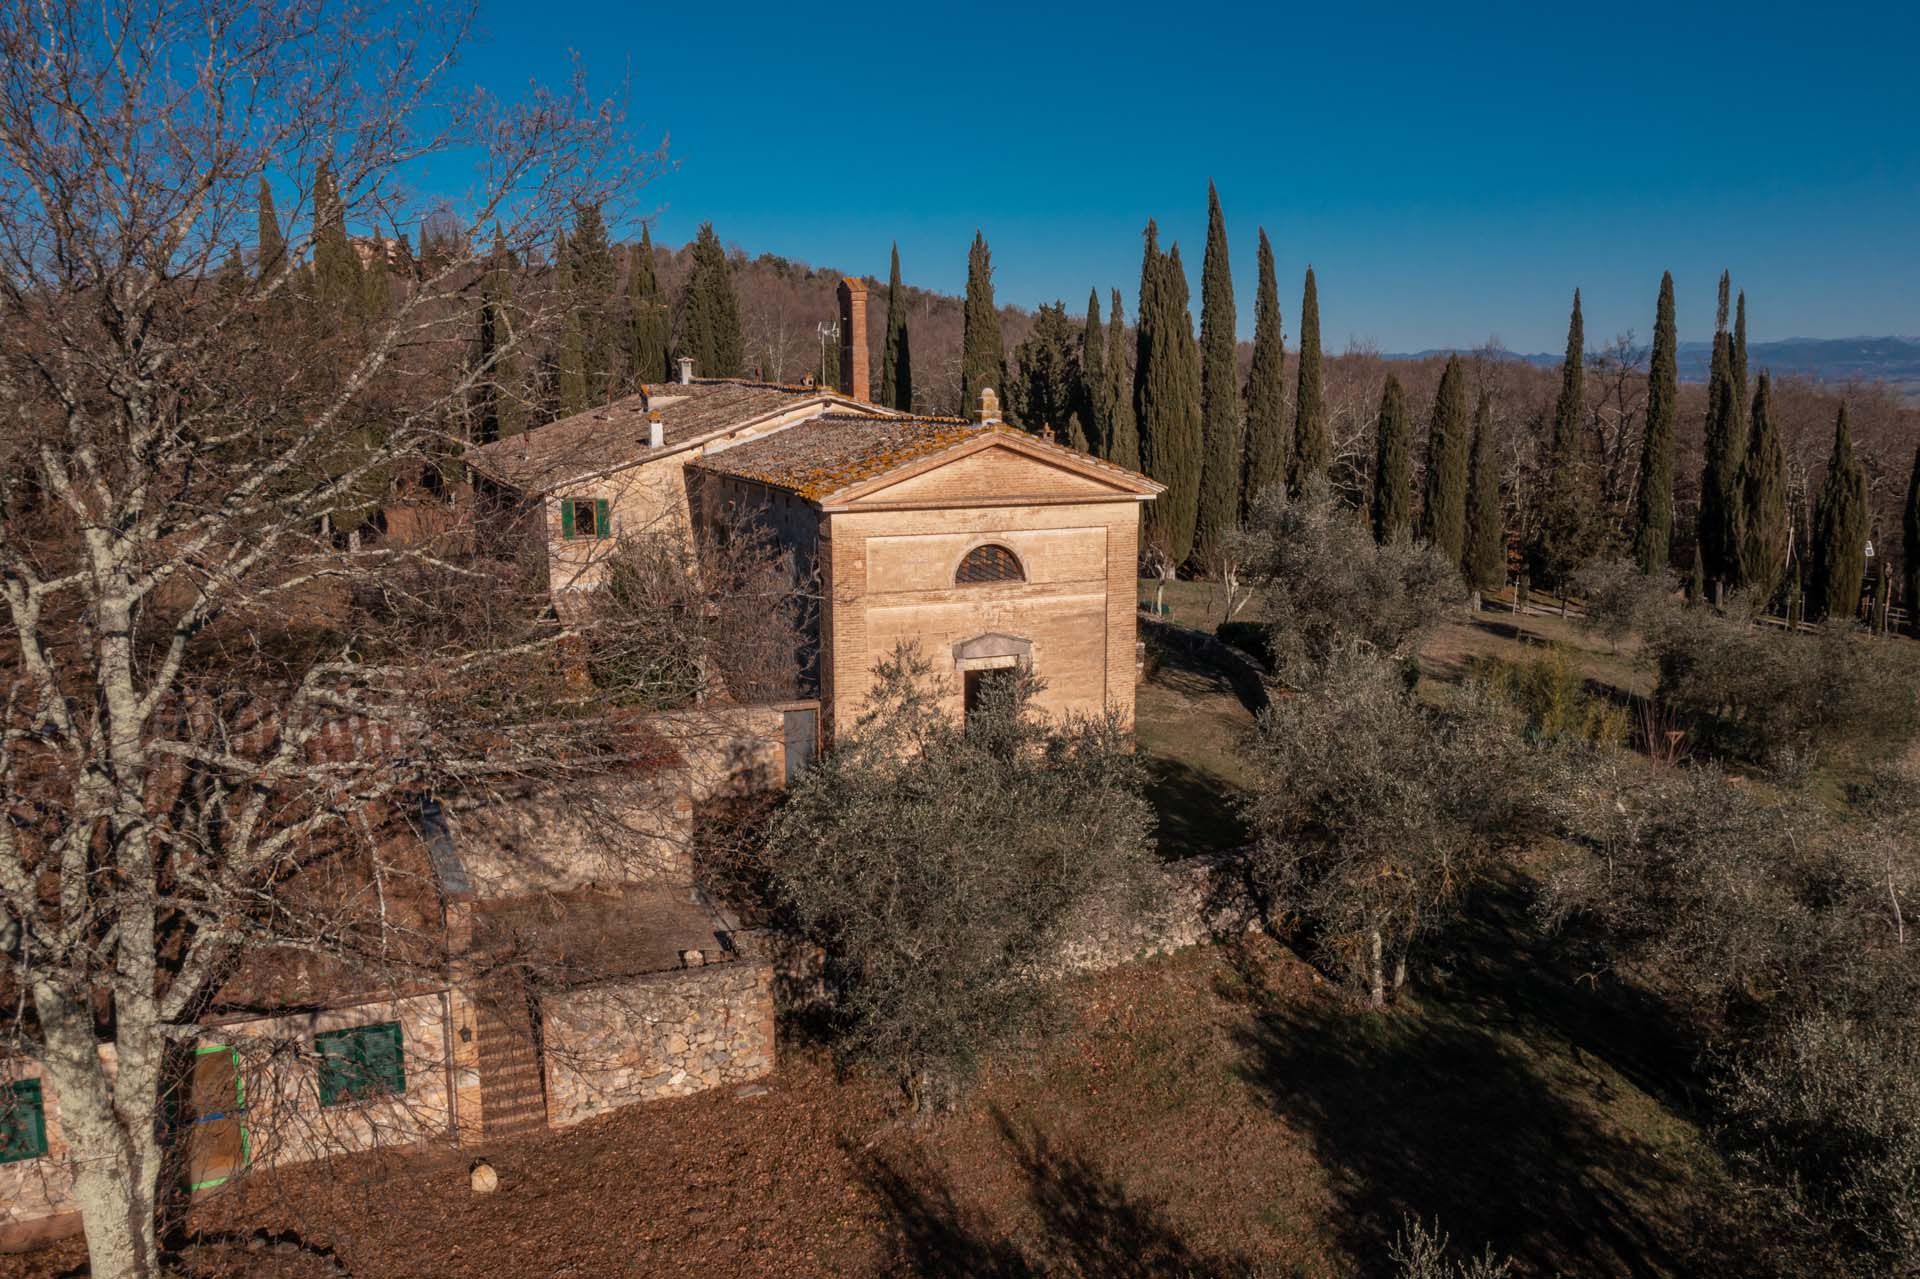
[836,277,869,403]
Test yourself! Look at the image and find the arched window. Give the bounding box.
[956,544,1024,585]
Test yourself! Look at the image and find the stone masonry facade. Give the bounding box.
[540,960,775,1129]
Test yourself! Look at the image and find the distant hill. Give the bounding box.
[1388,337,1920,401]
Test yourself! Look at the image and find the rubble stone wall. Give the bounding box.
[540,960,774,1129]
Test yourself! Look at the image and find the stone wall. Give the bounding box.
[540,959,774,1129]
[1048,854,1261,976]
[1,992,453,1250]
[443,779,695,896]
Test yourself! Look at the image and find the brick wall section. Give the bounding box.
[822,496,1142,737]
[540,960,774,1129]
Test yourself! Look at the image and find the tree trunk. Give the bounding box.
[34,986,162,1279]
[1368,928,1386,1010]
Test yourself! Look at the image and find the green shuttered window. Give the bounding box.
[1,1079,47,1164]
[315,1022,406,1107]
[561,497,610,540]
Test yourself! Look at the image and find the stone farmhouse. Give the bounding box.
[0,277,1161,1253]
[467,278,1163,746]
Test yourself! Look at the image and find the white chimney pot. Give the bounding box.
[677,356,694,385]
[648,410,664,449]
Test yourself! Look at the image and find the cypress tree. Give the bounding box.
[1738,373,1789,606]
[1103,290,1138,471]
[1369,374,1413,542]
[626,229,670,384]
[358,232,393,319]
[881,244,913,410]
[568,203,618,403]
[1631,272,1678,574]
[1080,288,1105,456]
[676,222,743,377]
[475,233,527,442]
[1731,291,1749,423]
[1194,182,1244,569]
[312,160,362,313]
[552,230,588,415]
[1808,403,1868,623]
[1241,229,1287,514]
[256,176,285,282]
[1463,390,1505,593]
[1904,444,1920,637]
[1288,266,1327,491]
[1698,273,1744,597]
[960,231,1004,414]
[1135,225,1203,564]
[1007,301,1079,434]
[1525,289,1590,592]
[1417,356,1469,559]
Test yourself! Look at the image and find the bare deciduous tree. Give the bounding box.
[0,3,679,1273]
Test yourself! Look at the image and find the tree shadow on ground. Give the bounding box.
[1220,873,1756,1279]
[1142,755,1251,857]
[855,1109,1257,1278]
[1142,619,1269,718]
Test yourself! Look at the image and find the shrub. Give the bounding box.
[1474,645,1629,747]
[1241,651,1534,1006]
[1718,1012,1920,1275]
[1389,1217,1515,1279]
[761,644,1154,1110]
[1570,557,1675,651]
[1647,607,1920,773]
[1543,761,1920,1276]
[1232,479,1465,688]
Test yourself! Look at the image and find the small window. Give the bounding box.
[956,544,1024,585]
[315,1022,406,1107]
[964,667,1017,719]
[0,1079,47,1164]
[560,497,610,540]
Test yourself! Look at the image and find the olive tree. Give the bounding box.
[760,645,1154,1112]
[1241,652,1534,1007]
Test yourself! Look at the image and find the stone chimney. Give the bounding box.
[975,386,1002,425]
[677,355,694,385]
[647,409,664,449]
[836,277,869,403]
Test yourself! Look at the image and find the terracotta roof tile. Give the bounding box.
[690,413,998,500]
[690,413,1167,502]
[466,379,842,491]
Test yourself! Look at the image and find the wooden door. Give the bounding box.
[185,1046,248,1190]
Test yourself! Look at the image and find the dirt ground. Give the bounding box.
[7,601,1745,1279]
[4,925,1749,1279]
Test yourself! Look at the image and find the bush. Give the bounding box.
[1647,607,1920,773]
[1232,480,1465,688]
[1718,1012,1920,1275]
[1241,651,1535,1006]
[1389,1217,1515,1279]
[1474,645,1629,746]
[1570,557,1675,651]
[1543,760,1920,1276]
[760,644,1154,1110]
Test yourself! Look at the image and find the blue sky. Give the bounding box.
[458,0,1919,352]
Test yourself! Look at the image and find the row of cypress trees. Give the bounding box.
[464,214,743,440]
[901,194,1325,572]
[1510,270,1875,623]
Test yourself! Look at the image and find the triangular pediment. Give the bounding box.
[824,431,1161,509]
